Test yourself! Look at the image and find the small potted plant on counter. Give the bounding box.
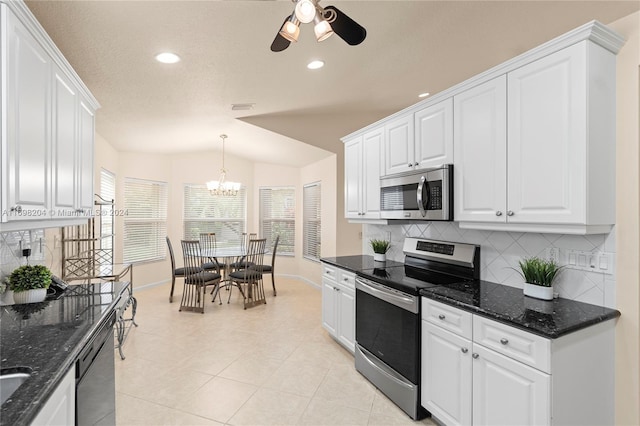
[370,238,391,262]
[516,257,562,301]
[7,265,52,304]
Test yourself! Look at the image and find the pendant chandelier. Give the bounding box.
[206,134,241,196]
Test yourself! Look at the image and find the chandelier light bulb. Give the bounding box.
[295,0,317,24]
[314,15,333,42]
[280,16,300,42]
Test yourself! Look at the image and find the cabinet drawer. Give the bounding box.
[337,270,356,290]
[322,264,337,281]
[473,315,550,373]
[422,298,472,339]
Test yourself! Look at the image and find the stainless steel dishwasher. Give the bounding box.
[76,311,117,425]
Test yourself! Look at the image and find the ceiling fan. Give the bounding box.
[270,0,366,52]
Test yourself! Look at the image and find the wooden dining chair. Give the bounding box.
[179,240,222,313]
[228,238,267,309]
[251,235,279,296]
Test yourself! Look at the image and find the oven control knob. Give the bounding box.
[472,353,479,359]
[495,211,503,216]
[438,314,446,320]
[461,348,468,354]
[500,338,509,345]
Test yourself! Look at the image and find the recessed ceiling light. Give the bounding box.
[418,92,430,98]
[155,52,181,64]
[307,60,324,70]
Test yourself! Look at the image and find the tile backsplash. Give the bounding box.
[0,229,54,279]
[363,222,616,309]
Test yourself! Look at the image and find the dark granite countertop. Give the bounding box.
[420,280,621,339]
[0,281,129,426]
[321,255,404,272]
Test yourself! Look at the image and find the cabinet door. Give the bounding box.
[422,322,472,426]
[472,344,550,426]
[384,114,414,176]
[5,12,52,221]
[321,278,338,337]
[361,128,383,218]
[507,43,586,224]
[414,98,453,169]
[344,136,363,218]
[78,100,95,212]
[32,365,76,425]
[51,66,78,217]
[454,76,507,223]
[336,282,355,353]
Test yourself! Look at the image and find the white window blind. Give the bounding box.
[303,182,321,261]
[99,169,115,251]
[259,187,295,256]
[123,178,168,263]
[183,184,246,247]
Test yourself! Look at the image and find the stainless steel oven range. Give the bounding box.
[354,238,479,420]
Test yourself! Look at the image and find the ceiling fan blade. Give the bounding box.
[270,17,291,52]
[323,5,366,46]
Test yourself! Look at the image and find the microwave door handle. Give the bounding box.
[417,176,428,217]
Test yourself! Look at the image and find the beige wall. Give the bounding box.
[611,11,640,426]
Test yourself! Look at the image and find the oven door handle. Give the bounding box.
[356,277,418,314]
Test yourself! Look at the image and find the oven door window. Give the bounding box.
[380,184,419,212]
[356,289,419,384]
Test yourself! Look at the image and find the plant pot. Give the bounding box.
[523,283,553,301]
[12,288,47,304]
[373,253,386,262]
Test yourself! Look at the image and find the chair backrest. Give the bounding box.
[271,235,280,268]
[166,236,177,271]
[199,233,217,252]
[244,238,266,280]
[239,232,258,252]
[180,240,204,282]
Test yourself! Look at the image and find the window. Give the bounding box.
[123,178,168,263]
[303,182,321,261]
[259,187,295,256]
[183,184,246,247]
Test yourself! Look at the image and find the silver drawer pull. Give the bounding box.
[500,338,509,345]
[461,348,468,354]
[507,210,514,216]
[472,353,479,359]
[495,211,502,216]
[438,314,445,320]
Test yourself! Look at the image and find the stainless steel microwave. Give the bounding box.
[380,164,453,221]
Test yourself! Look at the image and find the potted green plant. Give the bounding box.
[7,265,52,304]
[516,257,562,301]
[370,238,391,262]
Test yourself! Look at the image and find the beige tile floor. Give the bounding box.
[115,277,437,426]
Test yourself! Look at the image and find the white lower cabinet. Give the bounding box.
[422,298,615,426]
[31,364,76,426]
[321,263,355,353]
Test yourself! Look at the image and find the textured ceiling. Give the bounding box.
[26,0,640,167]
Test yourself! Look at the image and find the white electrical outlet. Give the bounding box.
[545,247,560,264]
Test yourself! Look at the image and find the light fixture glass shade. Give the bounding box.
[313,14,333,42]
[279,15,300,42]
[207,134,241,196]
[295,0,316,24]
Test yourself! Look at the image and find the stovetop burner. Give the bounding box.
[356,238,481,295]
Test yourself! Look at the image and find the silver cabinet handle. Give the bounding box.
[461,348,468,354]
[408,163,412,168]
[495,211,502,216]
[500,338,509,345]
[10,205,22,213]
[438,314,445,320]
[414,162,419,166]
[343,277,349,282]
[507,210,514,216]
[472,353,479,359]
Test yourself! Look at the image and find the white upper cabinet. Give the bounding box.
[414,99,454,169]
[454,76,507,224]
[1,2,99,230]
[384,114,414,176]
[5,8,52,221]
[344,126,384,221]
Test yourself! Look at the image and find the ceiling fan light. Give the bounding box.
[314,15,333,42]
[279,15,300,42]
[295,0,316,24]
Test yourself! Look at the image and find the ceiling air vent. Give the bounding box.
[231,103,255,111]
